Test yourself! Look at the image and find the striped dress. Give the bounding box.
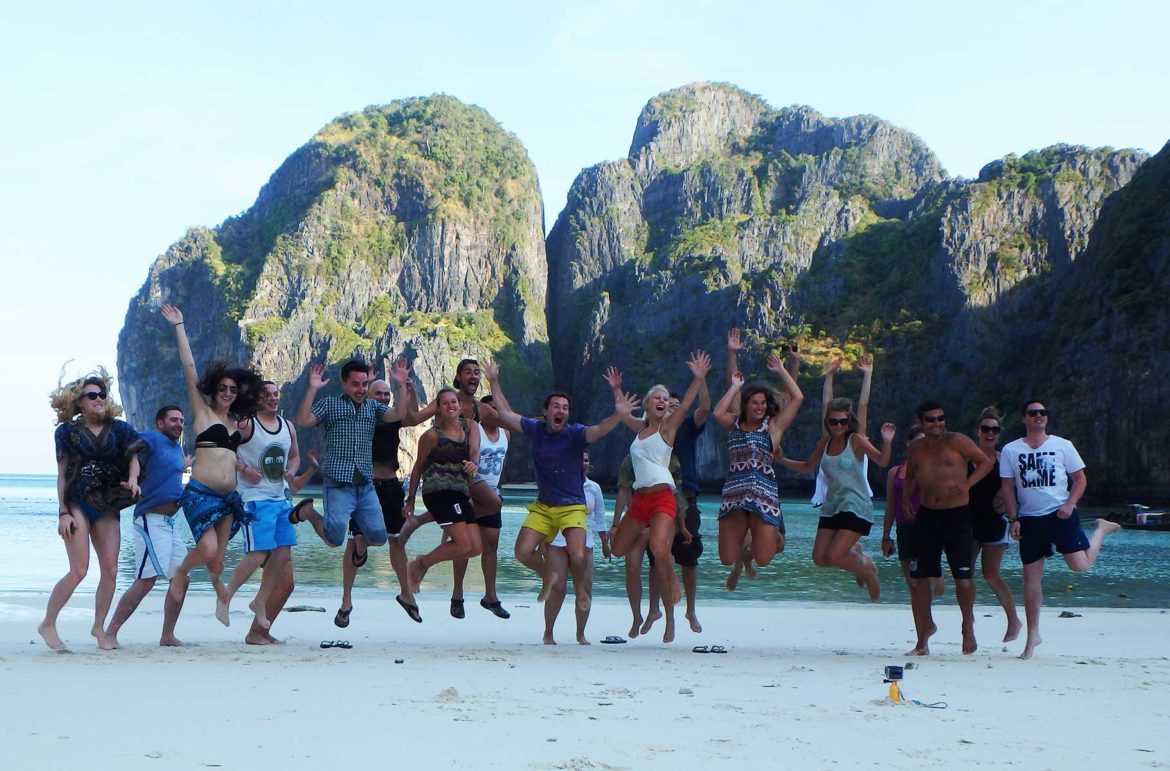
[719,418,785,532]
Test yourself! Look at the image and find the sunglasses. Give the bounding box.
[922,415,945,423]
[979,425,1002,434]
[81,391,107,401]
[217,384,239,394]
[1026,409,1048,417]
[827,417,850,426]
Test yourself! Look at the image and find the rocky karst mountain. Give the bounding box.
[119,96,552,473]
[546,82,1153,498]
[119,84,1165,500]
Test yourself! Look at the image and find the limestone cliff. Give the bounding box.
[547,82,1150,495]
[118,96,552,473]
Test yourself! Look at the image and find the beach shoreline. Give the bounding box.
[4,590,1167,769]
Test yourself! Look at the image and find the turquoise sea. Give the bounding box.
[2,474,1166,608]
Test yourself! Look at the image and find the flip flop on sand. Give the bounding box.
[710,645,728,654]
[601,635,627,644]
[693,645,710,653]
[334,606,352,628]
[396,595,422,623]
[480,599,511,619]
[320,640,353,649]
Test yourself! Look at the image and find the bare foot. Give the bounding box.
[668,575,682,605]
[537,568,560,603]
[628,615,643,639]
[1096,517,1122,535]
[543,632,556,645]
[860,558,881,602]
[248,597,271,631]
[407,558,428,594]
[159,635,185,647]
[93,624,120,650]
[725,567,741,592]
[1004,616,1023,643]
[907,622,937,655]
[906,644,930,656]
[640,610,662,635]
[38,621,66,651]
[264,633,283,644]
[962,626,978,655]
[245,631,274,645]
[663,616,675,644]
[1020,631,1042,660]
[215,598,231,627]
[686,612,702,634]
[577,634,590,645]
[212,576,229,605]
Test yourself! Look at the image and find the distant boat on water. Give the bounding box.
[1106,504,1170,532]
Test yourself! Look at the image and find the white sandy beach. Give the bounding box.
[2,590,1167,770]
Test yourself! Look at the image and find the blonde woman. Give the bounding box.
[41,369,144,650]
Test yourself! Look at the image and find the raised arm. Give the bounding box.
[856,353,873,435]
[726,328,745,413]
[713,372,744,431]
[850,422,895,468]
[161,305,206,418]
[765,353,804,443]
[692,358,712,427]
[662,351,711,442]
[383,357,417,423]
[585,368,640,444]
[482,359,523,434]
[294,364,329,427]
[821,356,842,421]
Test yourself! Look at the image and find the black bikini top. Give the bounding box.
[195,423,242,452]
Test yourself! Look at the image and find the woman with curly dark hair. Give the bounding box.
[160,305,263,624]
[41,367,145,650]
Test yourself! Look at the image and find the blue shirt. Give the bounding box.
[310,396,388,484]
[521,417,588,506]
[674,416,706,494]
[135,430,185,515]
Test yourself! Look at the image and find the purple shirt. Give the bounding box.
[521,417,588,506]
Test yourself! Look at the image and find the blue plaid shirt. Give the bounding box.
[310,396,389,484]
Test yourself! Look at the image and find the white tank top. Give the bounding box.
[630,429,674,490]
[236,415,292,502]
[476,422,509,491]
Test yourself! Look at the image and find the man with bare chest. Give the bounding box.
[904,400,994,654]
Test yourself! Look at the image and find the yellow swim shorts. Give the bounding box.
[523,501,587,542]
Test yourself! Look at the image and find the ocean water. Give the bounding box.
[3,474,1167,609]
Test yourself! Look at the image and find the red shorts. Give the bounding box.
[628,488,677,524]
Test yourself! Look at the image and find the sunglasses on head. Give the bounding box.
[922,415,945,423]
[81,391,107,401]
[827,417,850,426]
[979,424,1002,434]
[1026,409,1048,417]
[217,384,239,394]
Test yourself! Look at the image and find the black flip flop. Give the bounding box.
[710,645,728,654]
[693,645,710,653]
[601,635,627,644]
[396,595,423,623]
[450,598,465,619]
[289,498,314,524]
[334,606,352,628]
[351,542,368,568]
[480,599,511,619]
[320,640,353,649]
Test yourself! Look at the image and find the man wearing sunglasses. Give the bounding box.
[903,400,995,655]
[999,400,1120,660]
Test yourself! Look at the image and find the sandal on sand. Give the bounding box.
[710,645,728,654]
[693,645,710,653]
[320,640,353,649]
[396,595,422,623]
[289,499,314,525]
[334,606,352,628]
[450,598,465,619]
[601,635,627,644]
[480,599,511,619]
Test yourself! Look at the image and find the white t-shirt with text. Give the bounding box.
[999,435,1085,517]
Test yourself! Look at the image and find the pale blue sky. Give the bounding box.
[3,1,1166,473]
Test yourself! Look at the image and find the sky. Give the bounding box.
[2,0,1167,474]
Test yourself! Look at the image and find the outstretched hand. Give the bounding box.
[766,354,785,374]
[730,371,745,389]
[308,364,329,390]
[727,327,745,351]
[880,422,896,442]
[387,357,412,385]
[857,353,874,374]
[822,357,843,376]
[687,350,711,379]
[603,366,623,391]
[614,390,640,417]
[161,304,184,326]
[481,355,498,382]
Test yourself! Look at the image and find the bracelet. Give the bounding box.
[173,322,184,327]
